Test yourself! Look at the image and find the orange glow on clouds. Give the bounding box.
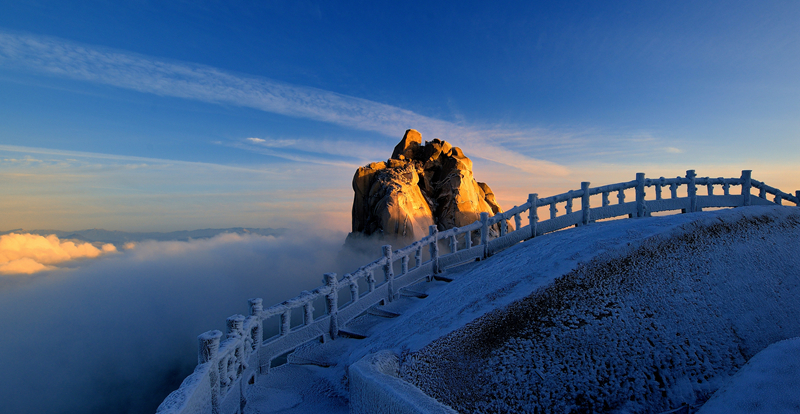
[0,233,117,275]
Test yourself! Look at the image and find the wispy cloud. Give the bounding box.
[0,31,568,176]
[228,136,389,168]
[0,144,285,175]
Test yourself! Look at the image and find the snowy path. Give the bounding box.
[245,206,800,413]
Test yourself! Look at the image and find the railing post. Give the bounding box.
[636,173,646,218]
[247,298,263,352]
[687,170,697,212]
[479,212,489,258]
[225,314,246,394]
[198,330,222,414]
[741,170,752,206]
[428,226,439,274]
[227,315,245,338]
[383,245,395,300]
[581,182,590,225]
[248,298,263,318]
[796,191,800,207]
[528,194,538,238]
[199,330,222,364]
[324,273,338,340]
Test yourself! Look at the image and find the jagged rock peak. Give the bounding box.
[349,129,511,244]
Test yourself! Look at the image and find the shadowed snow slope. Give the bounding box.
[392,206,800,413]
[696,336,800,414]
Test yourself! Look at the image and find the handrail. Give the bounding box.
[156,169,799,414]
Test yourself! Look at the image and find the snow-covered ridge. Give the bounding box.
[401,206,800,413]
[156,170,800,414]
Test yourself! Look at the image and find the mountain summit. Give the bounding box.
[350,129,509,243]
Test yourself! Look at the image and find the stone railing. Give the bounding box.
[156,169,799,414]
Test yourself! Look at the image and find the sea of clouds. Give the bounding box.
[0,229,377,414]
[0,232,118,275]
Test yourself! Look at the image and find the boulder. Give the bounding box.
[349,129,512,245]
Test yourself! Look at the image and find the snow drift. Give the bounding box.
[399,206,800,413]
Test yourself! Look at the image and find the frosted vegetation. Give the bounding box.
[400,206,800,413]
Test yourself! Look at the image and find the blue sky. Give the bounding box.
[0,0,798,231]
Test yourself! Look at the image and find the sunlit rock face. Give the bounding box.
[350,129,510,244]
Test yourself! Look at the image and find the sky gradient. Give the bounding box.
[1,1,798,232]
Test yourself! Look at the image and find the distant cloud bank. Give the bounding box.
[0,233,117,274]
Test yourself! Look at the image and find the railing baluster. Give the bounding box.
[565,193,573,214]
[401,255,409,274]
[549,202,557,219]
[602,191,610,207]
[465,229,472,249]
[617,188,625,204]
[723,179,730,196]
[514,212,521,230]
[449,233,457,253]
[656,177,665,200]
[707,182,714,196]
[670,179,679,199]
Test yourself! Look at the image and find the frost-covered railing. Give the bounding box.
[156,169,799,414]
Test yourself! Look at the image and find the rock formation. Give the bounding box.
[349,129,511,244]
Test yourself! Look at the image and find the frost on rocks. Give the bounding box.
[400,207,800,413]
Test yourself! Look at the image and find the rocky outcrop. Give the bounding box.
[350,129,510,244]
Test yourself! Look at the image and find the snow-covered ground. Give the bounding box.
[247,205,800,413]
[697,336,800,414]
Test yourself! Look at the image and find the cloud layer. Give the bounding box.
[0,229,379,414]
[0,232,117,274]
